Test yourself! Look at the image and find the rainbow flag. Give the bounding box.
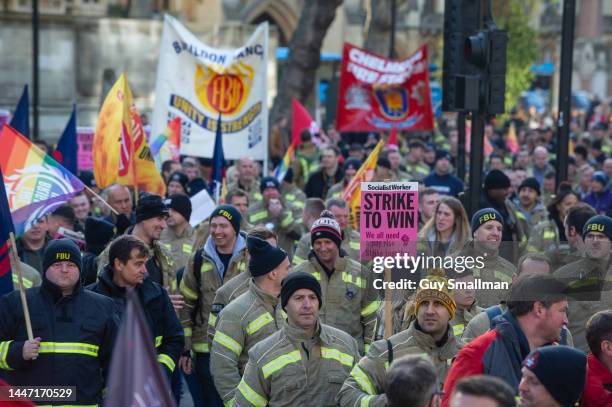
[0,125,85,235]
[507,123,519,154]
[273,142,296,182]
[342,139,385,229]
[151,116,181,167]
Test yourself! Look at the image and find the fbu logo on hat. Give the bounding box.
[56,252,72,261]
[524,352,539,369]
[219,209,233,220]
[479,213,497,224]
[586,223,605,233]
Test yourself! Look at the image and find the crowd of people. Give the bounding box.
[0,105,611,407]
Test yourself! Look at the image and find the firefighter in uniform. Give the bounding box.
[337,271,459,407]
[446,269,483,341]
[98,194,178,294]
[293,212,379,354]
[555,215,612,351]
[293,199,361,265]
[0,239,118,405]
[178,205,249,407]
[247,177,302,259]
[454,208,517,307]
[209,227,278,330]
[210,236,289,404]
[235,272,360,407]
[159,193,196,273]
[89,235,184,377]
[11,262,41,291]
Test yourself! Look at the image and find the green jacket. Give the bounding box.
[336,321,460,407]
[293,254,380,354]
[235,320,359,407]
[178,235,249,353]
[210,279,283,403]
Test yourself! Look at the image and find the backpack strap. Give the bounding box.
[485,305,504,329]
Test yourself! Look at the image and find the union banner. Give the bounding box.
[336,43,434,132]
[151,15,268,160]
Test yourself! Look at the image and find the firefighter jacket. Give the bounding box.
[209,272,251,334]
[179,233,249,354]
[281,183,306,211]
[337,321,459,407]
[450,302,484,340]
[159,223,196,272]
[293,251,380,354]
[527,218,583,271]
[234,320,359,407]
[293,228,361,266]
[98,238,177,292]
[404,159,431,182]
[453,241,517,307]
[210,279,283,403]
[193,217,253,250]
[227,180,262,205]
[0,277,118,406]
[247,200,302,258]
[11,262,42,291]
[555,256,612,351]
[89,265,184,375]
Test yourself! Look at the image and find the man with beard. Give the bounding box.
[442,274,569,405]
[337,271,459,407]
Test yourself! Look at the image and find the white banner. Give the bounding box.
[152,15,269,160]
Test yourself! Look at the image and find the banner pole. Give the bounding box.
[8,232,34,341]
[383,267,393,339]
[84,185,118,216]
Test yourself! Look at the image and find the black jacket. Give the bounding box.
[0,276,118,405]
[88,265,184,375]
[304,168,344,199]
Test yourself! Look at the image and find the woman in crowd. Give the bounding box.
[418,196,471,257]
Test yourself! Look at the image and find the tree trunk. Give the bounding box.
[363,0,393,55]
[269,0,343,131]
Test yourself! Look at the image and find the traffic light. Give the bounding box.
[443,0,508,115]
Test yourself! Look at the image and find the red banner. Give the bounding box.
[336,43,434,132]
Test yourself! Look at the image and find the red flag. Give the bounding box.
[291,98,318,145]
[388,127,398,146]
[336,43,434,132]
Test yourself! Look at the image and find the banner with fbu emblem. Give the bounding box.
[151,15,268,160]
[336,43,434,132]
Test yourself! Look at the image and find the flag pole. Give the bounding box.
[84,185,119,216]
[8,232,33,340]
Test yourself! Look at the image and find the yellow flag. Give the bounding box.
[341,139,385,229]
[93,74,166,196]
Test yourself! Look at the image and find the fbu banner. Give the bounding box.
[336,43,434,132]
[151,15,268,160]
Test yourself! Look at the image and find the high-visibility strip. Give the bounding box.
[158,353,176,372]
[364,344,370,354]
[155,336,162,348]
[201,262,214,273]
[343,272,365,289]
[12,274,33,288]
[360,395,375,407]
[193,343,209,353]
[494,271,512,284]
[349,241,360,250]
[162,243,172,250]
[180,282,198,300]
[543,230,556,240]
[361,300,380,317]
[292,255,306,265]
[312,272,321,281]
[237,379,267,407]
[246,313,274,335]
[262,350,301,378]
[254,192,263,201]
[209,312,218,327]
[214,331,243,356]
[292,201,305,209]
[184,327,192,337]
[321,347,353,367]
[285,194,296,201]
[0,340,13,370]
[224,399,234,407]
[453,324,465,337]
[182,243,193,254]
[38,342,99,357]
[280,213,293,228]
[249,211,267,223]
[351,365,375,395]
[515,211,527,221]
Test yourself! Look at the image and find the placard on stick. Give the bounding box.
[359,182,419,261]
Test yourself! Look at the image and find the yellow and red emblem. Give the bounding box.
[195,62,254,117]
